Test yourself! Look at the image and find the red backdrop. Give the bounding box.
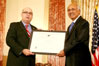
[48,0,65,66]
[0,0,6,66]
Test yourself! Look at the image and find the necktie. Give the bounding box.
[69,22,74,32]
[25,25,31,37]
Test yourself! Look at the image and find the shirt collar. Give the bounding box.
[72,15,80,23]
[22,21,30,27]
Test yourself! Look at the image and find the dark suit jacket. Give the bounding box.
[6,21,37,66]
[64,16,92,66]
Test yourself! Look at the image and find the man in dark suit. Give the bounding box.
[57,3,92,66]
[6,7,37,66]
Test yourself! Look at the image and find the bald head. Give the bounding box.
[21,7,33,24]
[22,7,33,13]
[68,3,80,10]
[67,3,80,20]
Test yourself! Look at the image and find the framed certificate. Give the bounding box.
[29,30,66,54]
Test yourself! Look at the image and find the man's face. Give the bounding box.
[21,8,33,24]
[67,4,80,20]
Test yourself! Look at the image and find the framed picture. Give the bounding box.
[29,30,66,55]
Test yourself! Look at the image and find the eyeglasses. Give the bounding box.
[67,8,76,12]
[22,11,33,15]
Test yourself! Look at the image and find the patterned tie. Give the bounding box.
[25,25,31,37]
[69,22,74,32]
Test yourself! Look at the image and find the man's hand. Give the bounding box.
[57,50,65,57]
[22,49,35,56]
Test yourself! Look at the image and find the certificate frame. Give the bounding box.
[29,30,66,55]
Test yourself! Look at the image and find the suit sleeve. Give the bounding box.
[6,23,23,56]
[64,21,89,54]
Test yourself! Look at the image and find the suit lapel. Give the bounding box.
[30,24,33,31]
[66,16,82,40]
[19,21,29,38]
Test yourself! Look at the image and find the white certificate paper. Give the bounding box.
[29,30,66,54]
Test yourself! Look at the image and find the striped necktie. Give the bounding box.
[69,22,74,32]
[25,25,31,37]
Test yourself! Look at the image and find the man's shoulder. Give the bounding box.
[9,21,22,28]
[78,16,89,24]
[79,16,88,22]
[10,21,21,25]
[30,24,37,30]
[77,17,89,28]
